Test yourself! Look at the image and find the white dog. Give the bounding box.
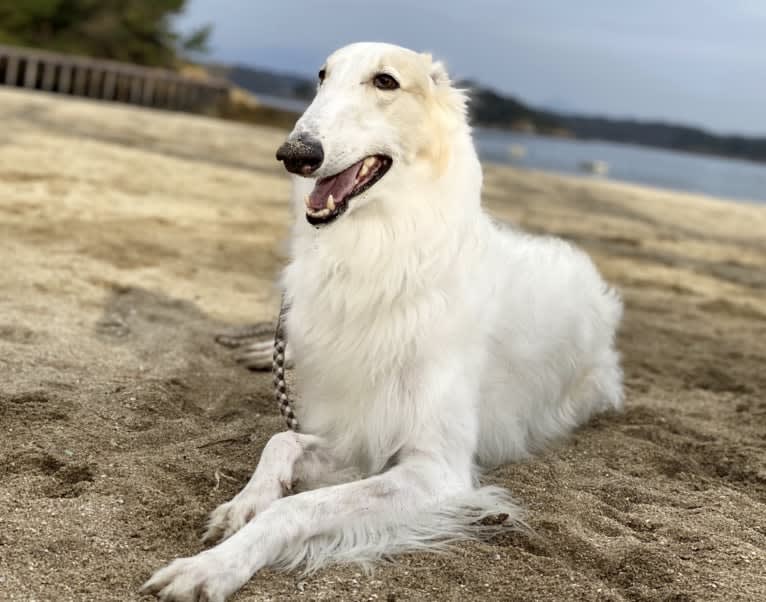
[143,42,623,601]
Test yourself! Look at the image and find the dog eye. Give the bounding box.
[373,73,399,91]
[318,69,326,84]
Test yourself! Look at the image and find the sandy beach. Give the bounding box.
[0,88,764,601]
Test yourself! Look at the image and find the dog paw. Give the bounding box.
[202,499,251,545]
[214,323,274,348]
[202,487,281,545]
[141,552,242,602]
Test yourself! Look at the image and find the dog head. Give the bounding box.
[276,43,469,227]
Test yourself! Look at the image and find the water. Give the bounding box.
[475,128,766,204]
[256,93,312,113]
[256,95,766,204]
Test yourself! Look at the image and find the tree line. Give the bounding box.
[0,0,209,67]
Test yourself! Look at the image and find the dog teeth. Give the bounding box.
[305,194,333,217]
[359,156,378,180]
[306,207,331,217]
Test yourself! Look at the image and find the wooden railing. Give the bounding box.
[0,45,229,112]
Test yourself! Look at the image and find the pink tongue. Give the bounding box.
[308,160,363,210]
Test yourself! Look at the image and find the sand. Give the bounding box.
[0,88,764,601]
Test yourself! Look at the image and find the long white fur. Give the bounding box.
[143,42,623,602]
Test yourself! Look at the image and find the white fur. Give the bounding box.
[143,42,622,601]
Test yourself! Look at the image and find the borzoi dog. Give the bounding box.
[143,42,623,601]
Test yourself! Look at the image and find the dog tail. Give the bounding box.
[273,485,526,574]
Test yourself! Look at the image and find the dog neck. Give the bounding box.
[281,132,489,471]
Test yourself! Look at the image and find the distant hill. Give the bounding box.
[208,64,315,102]
[457,80,568,137]
[215,63,766,164]
[560,116,766,163]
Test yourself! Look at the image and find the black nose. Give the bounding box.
[276,136,324,176]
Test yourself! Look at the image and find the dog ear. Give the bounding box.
[430,61,451,87]
[422,52,467,120]
[422,53,451,87]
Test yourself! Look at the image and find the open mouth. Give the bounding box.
[305,155,392,226]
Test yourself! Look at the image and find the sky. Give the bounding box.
[176,0,766,136]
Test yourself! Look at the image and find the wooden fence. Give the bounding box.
[0,45,230,112]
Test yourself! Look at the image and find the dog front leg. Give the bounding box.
[202,430,328,544]
[142,451,475,601]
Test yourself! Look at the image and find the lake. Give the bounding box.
[256,96,766,204]
[474,128,766,205]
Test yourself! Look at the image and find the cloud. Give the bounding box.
[177,0,766,135]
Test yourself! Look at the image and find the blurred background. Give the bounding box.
[1,0,765,202]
